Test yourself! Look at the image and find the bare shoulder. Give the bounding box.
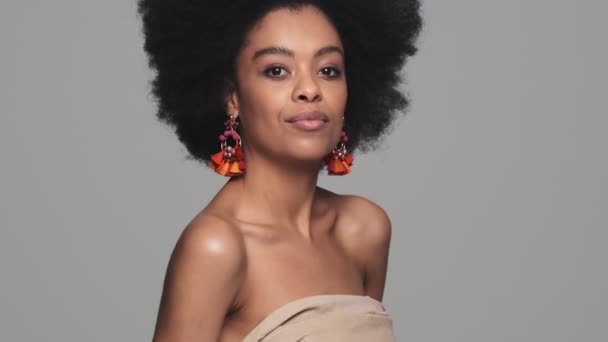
[168,211,248,298]
[334,193,392,246]
[167,212,248,283]
[153,212,247,342]
[327,192,392,300]
[177,212,247,264]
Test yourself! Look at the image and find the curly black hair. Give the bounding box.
[137,0,422,163]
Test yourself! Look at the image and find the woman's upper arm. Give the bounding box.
[359,204,391,301]
[152,216,246,342]
[337,195,392,302]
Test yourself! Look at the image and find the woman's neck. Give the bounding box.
[227,155,323,236]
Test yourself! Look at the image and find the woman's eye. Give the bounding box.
[264,66,287,78]
[319,67,342,78]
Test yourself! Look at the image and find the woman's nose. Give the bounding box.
[293,72,322,103]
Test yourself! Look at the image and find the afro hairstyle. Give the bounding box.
[137,0,422,163]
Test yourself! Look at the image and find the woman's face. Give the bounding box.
[228,5,347,165]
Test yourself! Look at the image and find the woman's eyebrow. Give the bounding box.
[253,46,294,60]
[314,46,343,58]
[252,45,344,60]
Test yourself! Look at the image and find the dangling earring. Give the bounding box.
[209,114,246,177]
[324,131,354,175]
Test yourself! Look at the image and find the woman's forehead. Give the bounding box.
[241,6,343,58]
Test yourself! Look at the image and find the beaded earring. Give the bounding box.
[324,131,354,175]
[209,115,246,176]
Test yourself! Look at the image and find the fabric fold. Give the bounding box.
[242,294,395,342]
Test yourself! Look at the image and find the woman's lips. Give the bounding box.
[288,119,328,130]
[286,111,329,131]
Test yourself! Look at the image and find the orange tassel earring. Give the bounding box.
[209,115,246,177]
[324,131,354,175]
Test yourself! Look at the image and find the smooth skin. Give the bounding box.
[152,6,392,342]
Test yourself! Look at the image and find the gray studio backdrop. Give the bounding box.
[1,0,606,341]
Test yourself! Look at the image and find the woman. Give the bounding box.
[138,1,422,341]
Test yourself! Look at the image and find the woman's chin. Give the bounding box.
[288,138,335,155]
[279,146,333,165]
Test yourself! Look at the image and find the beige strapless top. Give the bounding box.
[241,294,395,342]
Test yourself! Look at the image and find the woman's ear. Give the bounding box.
[223,80,240,118]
